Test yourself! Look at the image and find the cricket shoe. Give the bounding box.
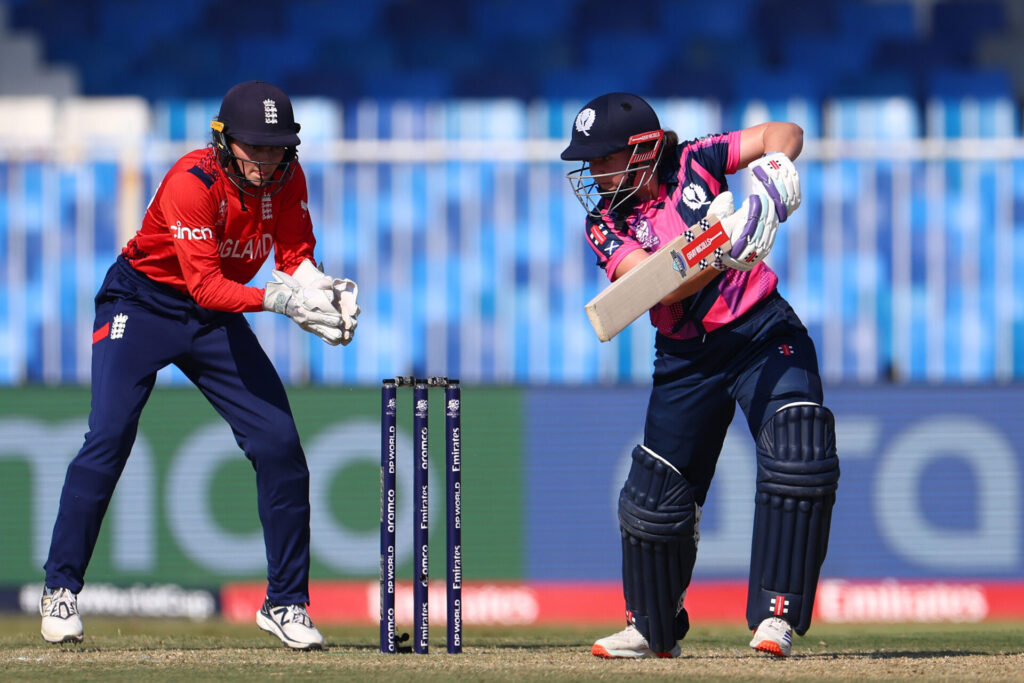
[257,599,325,650]
[592,624,681,659]
[749,616,793,657]
[39,586,84,644]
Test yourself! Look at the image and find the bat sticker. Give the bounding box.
[670,250,686,275]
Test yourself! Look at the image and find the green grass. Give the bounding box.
[1,617,1022,681]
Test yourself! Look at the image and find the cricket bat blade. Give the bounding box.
[584,211,731,342]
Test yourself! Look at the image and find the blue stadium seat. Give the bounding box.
[360,68,454,100]
[753,0,839,40]
[470,0,574,38]
[733,67,828,101]
[783,35,874,78]
[284,0,388,40]
[3,0,1024,105]
[928,67,1013,99]
[838,0,916,42]
[932,0,1006,64]
[656,0,759,39]
[833,70,919,99]
[539,68,653,101]
[574,0,660,33]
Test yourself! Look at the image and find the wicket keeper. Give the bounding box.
[39,81,359,650]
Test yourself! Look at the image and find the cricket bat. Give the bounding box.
[585,205,733,342]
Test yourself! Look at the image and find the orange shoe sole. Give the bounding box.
[592,644,675,659]
[751,640,787,657]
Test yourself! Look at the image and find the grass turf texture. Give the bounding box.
[1,617,1022,681]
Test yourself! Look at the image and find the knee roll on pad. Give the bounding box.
[747,404,839,635]
[619,445,698,652]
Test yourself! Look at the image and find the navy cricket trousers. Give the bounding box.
[644,291,825,506]
[45,257,312,605]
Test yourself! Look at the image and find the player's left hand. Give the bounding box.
[719,191,778,271]
[748,152,800,221]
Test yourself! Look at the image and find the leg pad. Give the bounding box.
[619,445,698,652]
[747,404,839,635]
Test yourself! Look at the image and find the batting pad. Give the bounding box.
[747,404,840,635]
[618,445,698,653]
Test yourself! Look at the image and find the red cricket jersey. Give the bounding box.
[122,146,315,312]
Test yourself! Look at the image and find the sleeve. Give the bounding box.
[583,213,643,282]
[687,131,742,179]
[274,164,317,276]
[161,172,266,312]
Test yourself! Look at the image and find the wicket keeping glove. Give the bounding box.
[263,270,346,342]
[291,259,361,345]
[748,152,800,221]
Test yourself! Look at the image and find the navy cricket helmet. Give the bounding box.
[562,92,665,217]
[210,80,301,196]
[560,92,661,161]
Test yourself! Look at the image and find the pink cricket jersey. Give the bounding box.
[583,131,779,339]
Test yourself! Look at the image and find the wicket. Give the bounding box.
[380,376,462,655]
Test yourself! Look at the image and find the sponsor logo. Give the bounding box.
[778,344,795,356]
[574,108,596,136]
[171,222,213,241]
[682,223,728,267]
[449,426,461,473]
[771,594,790,615]
[450,597,462,646]
[385,486,395,533]
[451,543,462,589]
[817,580,989,623]
[452,480,461,530]
[419,485,429,529]
[21,583,216,620]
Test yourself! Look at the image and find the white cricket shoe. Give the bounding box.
[256,599,325,650]
[749,616,793,657]
[592,623,681,659]
[39,586,84,644]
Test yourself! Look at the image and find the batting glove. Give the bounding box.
[718,191,779,271]
[748,152,800,221]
